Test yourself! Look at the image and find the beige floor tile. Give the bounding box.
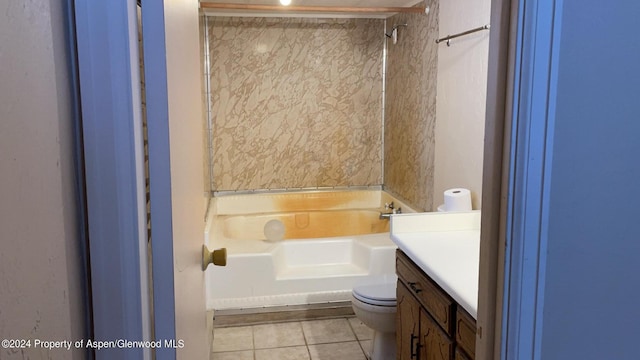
[301,318,356,345]
[348,317,374,341]
[255,346,310,360]
[253,322,306,349]
[212,326,253,352]
[308,341,367,360]
[210,350,254,360]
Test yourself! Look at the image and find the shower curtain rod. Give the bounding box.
[200,2,428,14]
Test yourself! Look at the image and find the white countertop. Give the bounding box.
[390,211,480,319]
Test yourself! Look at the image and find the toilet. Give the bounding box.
[351,275,397,360]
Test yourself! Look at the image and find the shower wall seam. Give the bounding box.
[204,15,215,220]
[381,19,387,189]
[204,15,214,198]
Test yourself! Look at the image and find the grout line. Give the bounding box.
[251,324,256,359]
[346,317,371,358]
[345,317,358,342]
[307,339,362,345]
[301,319,310,345]
[256,344,309,349]
[358,340,371,360]
[300,319,313,360]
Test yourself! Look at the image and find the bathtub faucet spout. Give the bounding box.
[379,207,402,220]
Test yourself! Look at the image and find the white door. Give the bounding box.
[141,1,209,359]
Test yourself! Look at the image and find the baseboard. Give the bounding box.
[213,301,354,327]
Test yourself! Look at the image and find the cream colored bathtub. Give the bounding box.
[204,189,414,310]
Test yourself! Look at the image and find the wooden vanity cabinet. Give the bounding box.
[396,250,476,360]
[397,282,421,360]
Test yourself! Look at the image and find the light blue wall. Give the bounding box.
[541,1,640,359]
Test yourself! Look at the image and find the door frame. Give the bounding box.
[498,1,564,358]
[74,1,152,359]
[475,0,514,357]
[75,0,207,359]
[139,1,178,358]
[478,0,564,358]
[75,0,557,358]
[141,0,209,358]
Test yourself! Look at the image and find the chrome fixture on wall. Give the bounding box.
[385,23,408,45]
[379,202,402,219]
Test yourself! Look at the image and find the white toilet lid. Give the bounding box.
[353,278,397,307]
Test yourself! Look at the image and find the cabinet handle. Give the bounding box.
[408,282,423,294]
[410,334,419,359]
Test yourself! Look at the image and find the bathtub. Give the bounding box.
[204,189,414,310]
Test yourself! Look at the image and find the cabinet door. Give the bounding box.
[420,309,453,360]
[397,282,421,360]
[455,308,476,359]
[455,348,472,360]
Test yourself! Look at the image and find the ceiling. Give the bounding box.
[200,0,419,5]
[200,0,425,18]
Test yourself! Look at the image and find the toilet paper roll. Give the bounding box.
[443,188,472,212]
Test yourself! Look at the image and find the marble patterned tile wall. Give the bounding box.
[208,17,384,191]
[384,0,439,212]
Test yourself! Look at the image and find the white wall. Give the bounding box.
[434,0,491,210]
[0,1,85,359]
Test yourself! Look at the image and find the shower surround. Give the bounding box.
[384,1,439,212]
[204,6,439,211]
[207,17,384,191]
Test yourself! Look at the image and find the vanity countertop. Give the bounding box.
[390,211,481,319]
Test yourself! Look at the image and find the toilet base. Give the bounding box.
[369,330,396,360]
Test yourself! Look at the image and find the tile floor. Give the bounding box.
[211,317,374,360]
